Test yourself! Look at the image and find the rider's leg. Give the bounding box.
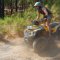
[45,15,52,37]
[46,20,51,37]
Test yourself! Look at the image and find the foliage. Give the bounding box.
[0,0,60,37]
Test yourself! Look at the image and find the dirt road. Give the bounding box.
[0,37,60,60]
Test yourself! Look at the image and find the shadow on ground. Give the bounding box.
[52,57,60,60]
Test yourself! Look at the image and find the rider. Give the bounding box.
[34,2,52,36]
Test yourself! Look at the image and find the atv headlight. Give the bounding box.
[24,30,35,37]
[24,29,36,41]
[27,26,33,30]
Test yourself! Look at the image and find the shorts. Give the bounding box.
[44,15,52,20]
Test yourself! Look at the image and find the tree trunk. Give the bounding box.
[10,0,13,14]
[0,0,4,18]
[15,0,17,12]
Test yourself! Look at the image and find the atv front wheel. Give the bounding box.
[33,37,49,52]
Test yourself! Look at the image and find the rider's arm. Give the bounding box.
[36,11,40,20]
[42,7,48,15]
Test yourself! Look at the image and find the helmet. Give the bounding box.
[34,2,41,6]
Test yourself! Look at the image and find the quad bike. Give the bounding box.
[24,20,60,52]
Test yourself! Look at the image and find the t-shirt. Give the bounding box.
[37,6,52,16]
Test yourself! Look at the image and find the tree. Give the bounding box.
[0,0,4,18]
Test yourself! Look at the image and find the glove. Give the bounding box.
[32,20,40,26]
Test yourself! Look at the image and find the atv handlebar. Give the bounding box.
[32,18,47,25]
